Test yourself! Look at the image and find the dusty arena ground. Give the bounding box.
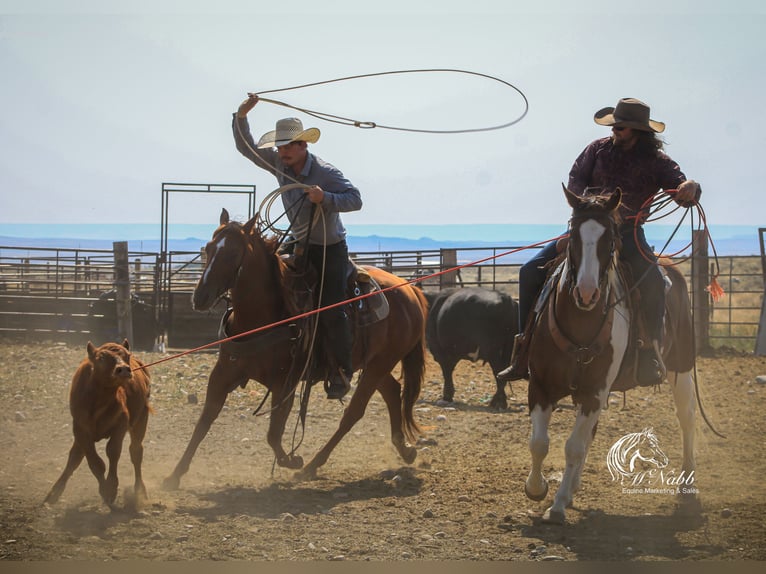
[1,339,765,562]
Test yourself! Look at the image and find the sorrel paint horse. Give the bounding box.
[523,187,697,524]
[162,209,427,488]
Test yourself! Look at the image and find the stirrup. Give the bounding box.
[497,363,528,383]
[497,333,528,382]
[636,341,666,387]
[325,369,351,400]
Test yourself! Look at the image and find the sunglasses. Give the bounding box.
[612,126,628,132]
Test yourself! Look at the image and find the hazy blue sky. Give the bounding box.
[1,0,764,229]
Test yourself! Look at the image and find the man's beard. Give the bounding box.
[612,135,632,150]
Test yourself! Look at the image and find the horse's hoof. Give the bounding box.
[676,492,702,515]
[161,475,180,491]
[489,395,508,410]
[525,480,549,502]
[294,467,317,481]
[277,454,304,470]
[542,508,565,525]
[400,446,417,465]
[43,492,60,506]
[101,485,118,506]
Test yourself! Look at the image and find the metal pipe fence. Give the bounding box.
[1,244,763,352]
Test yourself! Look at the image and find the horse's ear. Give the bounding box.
[606,188,622,212]
[563,183,581,209]
[220,208,230,226]
[122,338,131,351]
[242,215,257,236]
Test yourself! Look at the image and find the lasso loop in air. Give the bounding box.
[253,68,529,134]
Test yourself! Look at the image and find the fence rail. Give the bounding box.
[1,242,763,352]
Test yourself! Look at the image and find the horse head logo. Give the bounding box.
[606,427,669,485]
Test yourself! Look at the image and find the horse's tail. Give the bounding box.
[401,337,425,443]
[663,264,726,438]
[401,288,427,443]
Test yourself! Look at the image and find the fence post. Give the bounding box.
[440,249,458,289]
[691,230,710,353]
[755,228,766,355]
[113,241,134,345]
[133,258,142,291]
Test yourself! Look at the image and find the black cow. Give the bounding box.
[425,287,519,409]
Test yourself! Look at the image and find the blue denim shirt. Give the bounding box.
[233,114,362,246]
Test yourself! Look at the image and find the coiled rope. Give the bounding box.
[631,189,724,301]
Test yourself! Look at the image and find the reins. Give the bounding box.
[552,214,621,389]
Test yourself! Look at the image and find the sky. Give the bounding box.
[1,0,764,232]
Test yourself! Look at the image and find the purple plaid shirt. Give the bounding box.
[568,137,687,221]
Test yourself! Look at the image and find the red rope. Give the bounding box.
[629,189,725,301]
[134,234,566,371]
[135,190,725,373]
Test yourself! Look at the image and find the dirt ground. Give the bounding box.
[1,338,765,562]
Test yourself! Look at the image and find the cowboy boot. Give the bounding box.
[324,312,354,400]
[326,367,352,400]
[636,338,666,387]
[497,333,530,382]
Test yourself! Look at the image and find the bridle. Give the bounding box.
[564,211,620,305]
[546,208,622,389]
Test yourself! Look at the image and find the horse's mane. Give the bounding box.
[260,233,281,253]
[254,230,308,318]
[572,191,624,227]
[225,220,303,317]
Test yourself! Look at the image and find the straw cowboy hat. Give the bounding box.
[593,98,666,133]
[257,117,321,148]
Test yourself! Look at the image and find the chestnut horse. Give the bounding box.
[523,187,697,524]
[163,209,427,488]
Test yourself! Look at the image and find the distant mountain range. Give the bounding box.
[0,223,762,259]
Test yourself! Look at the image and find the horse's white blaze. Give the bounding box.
[575,219,606,306]
[201,236,227,285]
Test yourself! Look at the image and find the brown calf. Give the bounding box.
[44,339,151,508]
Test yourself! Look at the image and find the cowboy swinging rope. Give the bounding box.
[232,69,531,405]
[228,68,530,419]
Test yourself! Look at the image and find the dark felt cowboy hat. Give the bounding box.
[594,98,666,133]
[257,117,321,148]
